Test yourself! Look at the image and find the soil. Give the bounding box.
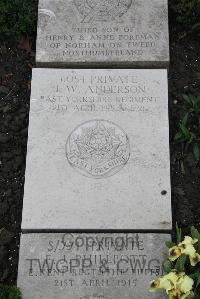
[0,0,200,286]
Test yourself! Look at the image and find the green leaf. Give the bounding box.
[176,223,182,244]
[189,273,198,280]
[182,113,189,126]
[188,133,194,144]
[196,274,200,289]
[192,22,200,32]
[196,96,200,104]
[189,95,197,108]
[188,107,194,113]
[179,123,191,139]
[193,144,200,161]
[191,226,200,240]
[191,226,200,253]
[174,131,184,142]
[163,260,173,274]
[165,240,176,248]
[183,94,192,105]
[175,254,187,272]
[0,284,22,299]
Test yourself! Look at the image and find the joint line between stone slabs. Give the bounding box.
[21,229,172,234]
[36,62,169,70]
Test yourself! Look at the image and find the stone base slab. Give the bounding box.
[17,233,169,299]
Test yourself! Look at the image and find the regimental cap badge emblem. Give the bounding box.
[66,120,130,179]
[73,0,133,23]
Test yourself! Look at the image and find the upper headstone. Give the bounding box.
[36,0,169,67]
[22,68,171,231]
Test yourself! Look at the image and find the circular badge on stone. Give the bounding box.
[66,120,130,179]
[73,0,133,23]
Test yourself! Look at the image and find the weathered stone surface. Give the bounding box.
[17,233,169,299]
[22,68,171,230]
[36,0,169,67]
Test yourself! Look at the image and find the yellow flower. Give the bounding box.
[149,278,160,292]
[169,246,182,261]
[179,236,198,246]
[149,277,172,293]
[165,271,180,287]
[178,236,199,266]
[150,271,179,294]
[189,252,200,266]
[180,244,196,256]
[149,272,194,298]
[159,276,174,293]
[168,288,193,299]
[169,288,181,299]
[177,275,194,294]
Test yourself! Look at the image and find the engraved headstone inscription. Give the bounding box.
[17,233,169,299]
[36,0,169,67]
[21,68,171,231]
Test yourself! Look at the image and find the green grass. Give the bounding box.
[174,0,200,36]
[0,284,22,299]
[0,0,36,38]
[174,94,200,161]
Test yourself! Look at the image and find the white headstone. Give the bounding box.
[17,233,169,298]
[22,68,171,230]
[36,0,169,67]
